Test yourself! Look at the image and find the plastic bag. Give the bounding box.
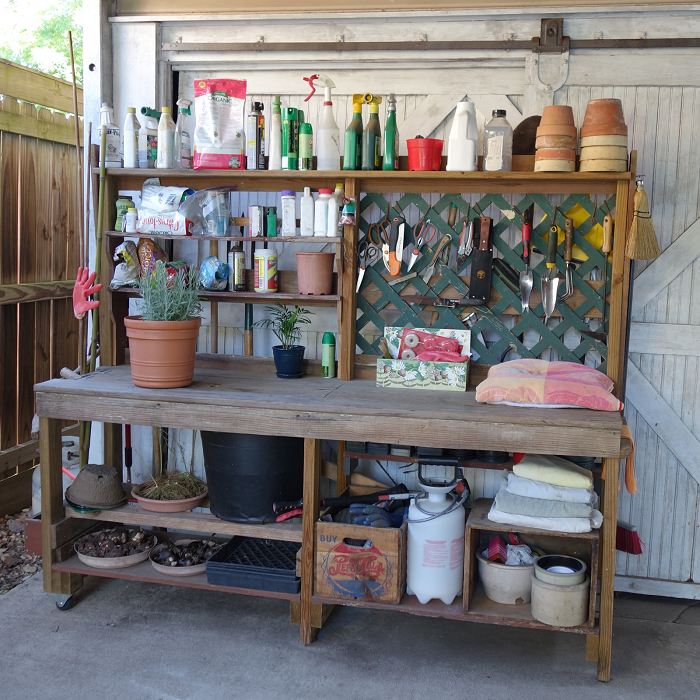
[110,241,139,288]
[193,78,247,170]
[199,256,229,291]
[137,238,167,279]
[137,181,195,236]
[177,186,236,236]
[505,543,539,566]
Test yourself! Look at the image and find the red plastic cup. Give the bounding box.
[407,138,444,171]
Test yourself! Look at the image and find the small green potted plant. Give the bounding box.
[254,303,313,378]
[124,261,203,388]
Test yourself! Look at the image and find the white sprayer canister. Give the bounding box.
[407,485,466,605]
[254,248,278,293]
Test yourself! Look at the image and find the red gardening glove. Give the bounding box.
[73,267,103,320]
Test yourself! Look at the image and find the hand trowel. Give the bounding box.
[541,224,561,321]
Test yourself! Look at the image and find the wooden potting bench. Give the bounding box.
[36,160,635,681]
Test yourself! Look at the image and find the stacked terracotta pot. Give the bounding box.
[579,99,629,172]
[534,106,576,172]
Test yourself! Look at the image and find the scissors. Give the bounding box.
[356,237,381,292]
[406,211,438,273]
[367,209,391,271]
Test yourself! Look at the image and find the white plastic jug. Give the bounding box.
[407,483,466,605]
[445,101,478,172]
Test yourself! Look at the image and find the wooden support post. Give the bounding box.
[586,634,600,663]
[300,437,327,643]
[40,417,83,595]
[336,440,348,495]
[597,457,619,682]
[209,240,219,354]
[103,423,123,474]
[338,178,359,380]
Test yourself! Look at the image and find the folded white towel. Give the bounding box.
[513,454,593,490]
[487,502,603,534]
[505,471,598,507]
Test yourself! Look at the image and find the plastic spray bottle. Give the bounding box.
[98,103,121,168]
[361,95,382,171]
[343,95,364,170]
[173,98,192,169]
[268,96,282,170]
[303,73,340,171]
[156,107,176,169]
[122,108,140,169]
[382,94,399,171]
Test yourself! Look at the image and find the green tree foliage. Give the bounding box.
[0,0,83,84]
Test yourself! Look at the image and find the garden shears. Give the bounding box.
[356,237,381,292]
[406,211,438,273]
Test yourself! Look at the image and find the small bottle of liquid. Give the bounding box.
[281,191,297,236]
[322,332,336,378]
[266,206,278,237]
[123,208,138,234]
[228,243,246,292]
[483,109,513,173]
[156,107,176,168]
[114,195,134,231]
[122,108,140,168]
[314,189,333,237]
[300,187,315,237]
[326,184,344,237]
[299,122,314,171]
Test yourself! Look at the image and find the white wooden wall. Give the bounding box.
[91,4,700,596]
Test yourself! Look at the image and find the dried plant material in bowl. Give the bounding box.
[132,471,208,512]
[150,539,222,577]
[75,527,157,569]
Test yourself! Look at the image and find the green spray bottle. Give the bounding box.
[382,93,399,171]
[343,95,364,170]
[361,95,382,171]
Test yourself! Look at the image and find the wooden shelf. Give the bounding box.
[110,286,341,307]
[105,231,342,244]
[344,451,514,471]
[311,585,596,635]
[53,553,300,601]
[64,503,303,543]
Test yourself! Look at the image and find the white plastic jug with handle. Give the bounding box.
[446,101,478,172]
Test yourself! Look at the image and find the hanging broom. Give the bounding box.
[625,177,660,260]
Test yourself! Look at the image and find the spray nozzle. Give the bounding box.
[141,106,162,120]
[303,73,336,103]
[176,98,192,115]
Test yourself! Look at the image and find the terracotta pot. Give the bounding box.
[536,124,577,138]
[124,316,201,388]
[539,105,575,128]
[296,252,335,295]
[582,98,625,128]
[535,148,576,161]
[535,134,577,150]
[534,159,576,173]
[132,488,208,512]
[579,123,628,138]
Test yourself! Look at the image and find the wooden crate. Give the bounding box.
[314,486,407,604]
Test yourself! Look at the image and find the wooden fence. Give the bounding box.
[0,59,82,515]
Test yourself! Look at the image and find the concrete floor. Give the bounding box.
[2,574,700,700]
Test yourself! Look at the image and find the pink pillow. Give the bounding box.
[475,359,622,411]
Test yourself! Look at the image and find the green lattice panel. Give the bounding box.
[356,191,615,371]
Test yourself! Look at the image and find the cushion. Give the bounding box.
[475,359,622,411]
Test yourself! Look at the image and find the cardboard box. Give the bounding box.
[314,487,406,604]
[376,326,470,392]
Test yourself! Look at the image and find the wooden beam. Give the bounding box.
[0,469,32,516]
[0,58,83,115]
[628,322,700,356]
[0,424,79,479]
[626,362,700,486]
[0,280,75,305]
[0,109,79,146]
[615,575,700,600]
[631,216,700,318]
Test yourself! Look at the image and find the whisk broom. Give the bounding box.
[626,177,660,260]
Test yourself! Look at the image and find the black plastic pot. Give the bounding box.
[200,432,304,523]
[272,345,305,378]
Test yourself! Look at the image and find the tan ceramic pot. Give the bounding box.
[582,98,625,128]
[124,316,201,388]
[535,148,576,161]
[539,105,575,127]
[534,160,576,172]
[536,124,577,138]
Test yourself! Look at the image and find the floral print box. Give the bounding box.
[376,327,471,392]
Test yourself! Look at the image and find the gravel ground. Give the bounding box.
[0,510,42,594]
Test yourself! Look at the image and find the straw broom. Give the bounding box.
[626,178,660,260]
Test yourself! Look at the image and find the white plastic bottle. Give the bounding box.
[314,189,332,237]
[122,108,140,169]
[281,190,297,236]
[268,96,282,170]
[98,103,121,168]
[304,74,340,170]
[407,483,466,605]
[483,109,513,173]
[138,116,158,168]
[445,101,478,172]
[326,183,344,237]
[156,106,176,169]
[173,98,192,169]
[300,187,315,237]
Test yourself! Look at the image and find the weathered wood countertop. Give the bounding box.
[34,366,623,457]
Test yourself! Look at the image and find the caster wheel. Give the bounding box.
[55,597,74,611]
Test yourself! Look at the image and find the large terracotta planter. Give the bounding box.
[582,98,625,128]
[296,252,335,295]
[124,316,201,388]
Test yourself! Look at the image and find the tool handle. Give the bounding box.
[564,218,574,262]
[273,498,304,514]
[428,235,451,266]
[479,216,491,251]
[447,203,458,227]
[547,225,558,268]
[603,215,613,254]
[522,221,531,266]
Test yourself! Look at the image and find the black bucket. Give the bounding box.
[200,432,304,523]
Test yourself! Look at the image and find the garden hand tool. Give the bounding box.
[560,217,575,301]
[407,215,438,272]
[468,216,494,305]
[492,258,521,295]
[402,294,485,308]
[367,213,391,273]
[356,238,380,293]
[388,271,418,287]
[421,234,452,283]
[457,217,474,269]
[519,204,534,313]
[601,214,613,328]
[542,224,561,321]
[386,212,406,277]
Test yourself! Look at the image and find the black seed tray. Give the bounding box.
[205,536,301,594]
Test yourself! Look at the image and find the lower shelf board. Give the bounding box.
[53,554,300,602]
[312,582,597,635]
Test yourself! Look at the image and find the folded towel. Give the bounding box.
[488,502,603,534]
[495,479,593,519]
[505,471,598,506]
[513,454,593,490]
